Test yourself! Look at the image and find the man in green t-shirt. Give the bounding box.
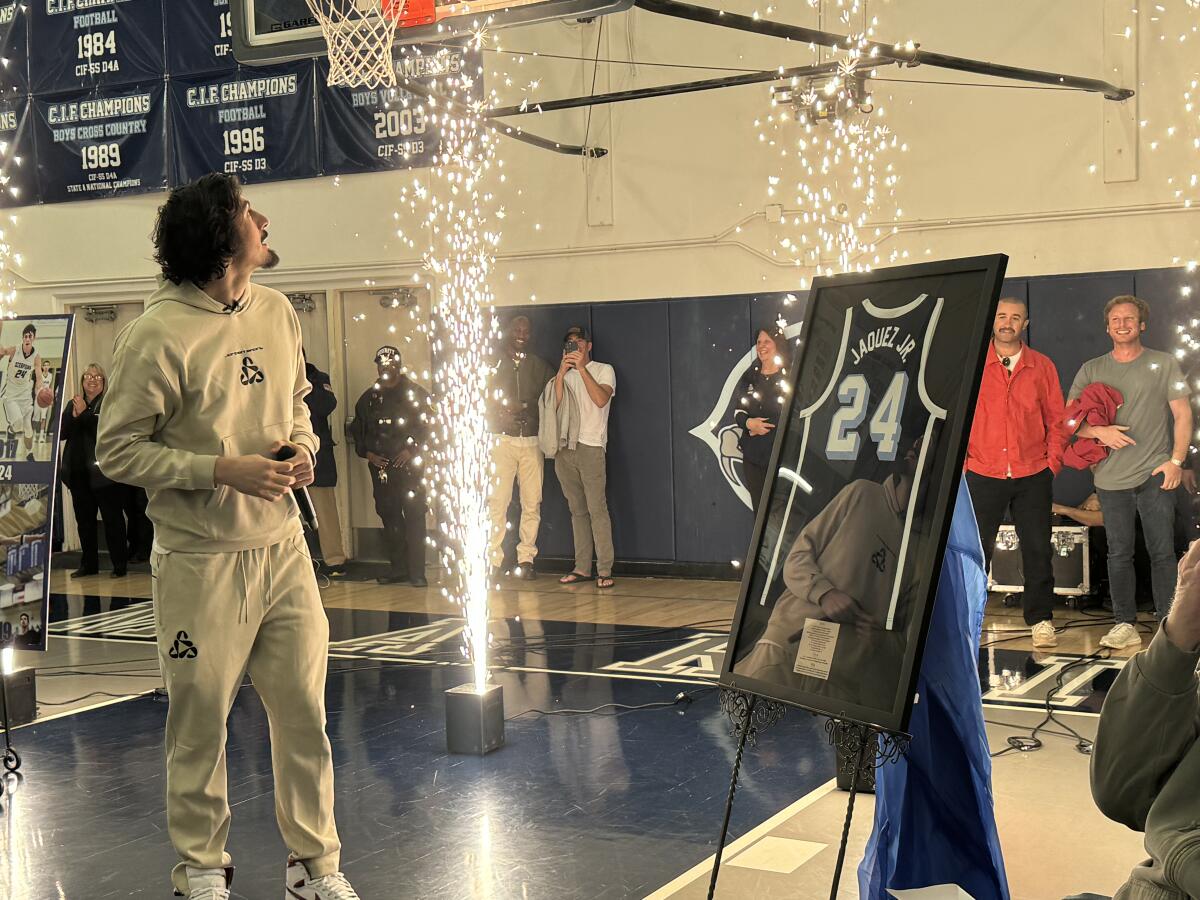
[1068,295,1193,650]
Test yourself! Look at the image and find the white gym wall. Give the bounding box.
[8,0,1197,317]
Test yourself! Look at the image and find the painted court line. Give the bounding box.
[642,778,839,899]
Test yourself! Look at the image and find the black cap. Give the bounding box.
[374,345,402,364]
[563,325,590,342]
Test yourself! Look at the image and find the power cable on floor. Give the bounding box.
[38,689,155,706]
[987,650,1108,759]
[507,686,716,721]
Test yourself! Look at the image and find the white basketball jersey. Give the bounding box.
[760,293,946,629]
[2,347,36,402]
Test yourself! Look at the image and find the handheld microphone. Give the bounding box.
[274,446,319,532]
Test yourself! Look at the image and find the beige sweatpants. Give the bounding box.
[152,531,341,894]
[554,444,613,576]
[308,486,348,566]
[488,435,544,568]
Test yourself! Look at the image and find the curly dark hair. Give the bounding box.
[152,173,244,285]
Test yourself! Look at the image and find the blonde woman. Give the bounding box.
[60,363,127,577]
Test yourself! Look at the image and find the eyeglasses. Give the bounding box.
[83,374,103,381]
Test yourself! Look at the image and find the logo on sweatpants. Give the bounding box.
[168,631,198,660]
[240,356,265,386]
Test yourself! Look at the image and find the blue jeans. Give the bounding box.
[1097,472,1178,623]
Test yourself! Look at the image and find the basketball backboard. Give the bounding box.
[231,0,633,67]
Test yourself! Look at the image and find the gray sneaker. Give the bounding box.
[1099,622,1142,649]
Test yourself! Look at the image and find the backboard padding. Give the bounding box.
[231,0,633,66]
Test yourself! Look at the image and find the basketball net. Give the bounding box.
[306,0,408,88]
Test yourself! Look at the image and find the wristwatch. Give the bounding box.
[1171,457,1186,467]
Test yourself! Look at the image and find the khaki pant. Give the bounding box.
[152,531,340,894]
[488,436,544,567]
[308,486,347,566]
[554,444,613,576]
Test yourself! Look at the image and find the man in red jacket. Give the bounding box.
[966,297,1067,648]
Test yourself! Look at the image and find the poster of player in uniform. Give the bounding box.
[0,314,73,654]
[0,318,67,463]
[0,483,51,650]
[722,256,1007,733]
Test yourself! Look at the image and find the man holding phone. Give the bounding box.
[554,326,617,589]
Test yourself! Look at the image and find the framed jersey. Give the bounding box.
[721,256,1007,734]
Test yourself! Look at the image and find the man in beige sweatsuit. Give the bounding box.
[96,174,358,900]
[1091,537,1200,899]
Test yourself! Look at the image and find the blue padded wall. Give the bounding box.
[669,295,755,565]
[492,267,1192,570]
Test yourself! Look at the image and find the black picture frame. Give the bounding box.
[720,254,1008,734]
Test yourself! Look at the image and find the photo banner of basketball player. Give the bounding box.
[29,0,166,94]
[32,81,168,203]
[316,43,482,176]
[0,314,74,654]
[169,61,318,185]
[721,255,1008,734]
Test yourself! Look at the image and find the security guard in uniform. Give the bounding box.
[349,346,432,587]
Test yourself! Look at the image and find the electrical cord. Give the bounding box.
[506,686,716,721]
[38,689,154,706]
[987,650,1108,758]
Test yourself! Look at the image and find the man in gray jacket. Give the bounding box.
[1092,538,1200,898]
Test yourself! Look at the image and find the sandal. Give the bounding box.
[559,571,594,585]
[597,576,615,589]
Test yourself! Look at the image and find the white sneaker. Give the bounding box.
[1100,622,1143,650]
[1031,620,1058,648]
[184,867,231,900]
[286,857,362,900]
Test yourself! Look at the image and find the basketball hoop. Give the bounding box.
[305,0,409,88]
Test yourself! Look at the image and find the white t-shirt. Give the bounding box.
[565,361,616,448]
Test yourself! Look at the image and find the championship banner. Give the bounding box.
[30,0,166,94]
[316,45,480,175]
[0,96,36,207]
[165,0,238,76]
[722,256,1008,733]
[32,81,167,203]
[169,61,318,185]
[0,0,29,93]
[0,314,73,655]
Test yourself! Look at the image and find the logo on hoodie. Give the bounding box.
[240,356,265,386]
[168,631,198,660]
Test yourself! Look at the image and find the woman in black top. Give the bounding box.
[60,363,128,577]
[734,326,790,511]
[304,357,349,574]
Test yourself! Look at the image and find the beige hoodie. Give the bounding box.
[96,277,318,552]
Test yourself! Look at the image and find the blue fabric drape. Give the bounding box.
[859,477,1010,900]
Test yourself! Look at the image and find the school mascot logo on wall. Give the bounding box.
[688,320,804,509]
